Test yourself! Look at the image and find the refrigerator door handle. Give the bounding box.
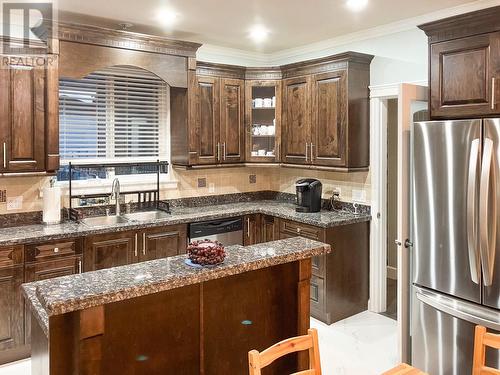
[467,139,481,284]
[479,138,497,287]
[415,287,500,331]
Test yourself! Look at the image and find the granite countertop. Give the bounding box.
[0,200,371,246]
[22,236,331,335]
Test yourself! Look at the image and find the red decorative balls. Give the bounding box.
[187,239,226,265]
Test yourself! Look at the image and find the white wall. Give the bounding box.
[198,27,429,86]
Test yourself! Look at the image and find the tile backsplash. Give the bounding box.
[0,167,370,214]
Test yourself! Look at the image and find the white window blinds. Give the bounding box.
[59,65,168,163]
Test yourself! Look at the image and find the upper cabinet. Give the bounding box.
[0,55,59,173]
[281,52,373,170]
[419,6,500,119]
[171,62,245,167]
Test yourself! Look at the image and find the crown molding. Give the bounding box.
[198,0,499,67]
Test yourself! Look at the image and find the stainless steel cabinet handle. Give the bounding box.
[479,138,497,286]
[467,139,481,284]
[492,77,496,110]
[142,233,146,256]
[134,233,138,257]
[78,259,82,273]
[217,142,220,161]
[305,143,309,162]
[247,218,250,238]
[310,143,314,161]
[3,142,6,168]
[223,142,226,161]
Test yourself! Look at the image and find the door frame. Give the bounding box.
[368,81,427,314]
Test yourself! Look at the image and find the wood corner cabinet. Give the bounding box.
[170,61,245,167]
[281,52,373,171]
[419,6,500,119]
[0,55,59,174]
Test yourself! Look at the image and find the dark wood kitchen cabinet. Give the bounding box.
[0,246,26,365]
[278,219,369,324]
[280,52,372,170]
[84,231,138,271]
[419,6,500,119]
[0,55,59,174]
[243,214,261,246]
[261,215,279,243]
[140,224,187,262]
[171,62,245,167]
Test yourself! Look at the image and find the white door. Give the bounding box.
[396,83,428,363]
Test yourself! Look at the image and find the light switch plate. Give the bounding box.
[352,189,367,203]
[208,183,215,193]
[7,196,23,210]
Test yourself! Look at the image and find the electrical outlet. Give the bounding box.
[197,178,207,188]
[208,183,215,193]
[352,189,367,203]
[0,190,6,203]
[249,174,256,184]
[6,196,22,210]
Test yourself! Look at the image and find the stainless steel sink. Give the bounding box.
[124,210,171,222]
[81,215,130,227]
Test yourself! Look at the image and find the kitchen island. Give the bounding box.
[23,236,330,375]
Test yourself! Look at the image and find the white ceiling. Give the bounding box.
[58,0,491,53]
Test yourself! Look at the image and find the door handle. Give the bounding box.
[310,143,314,161]
[247,217,250,238]
[78,259,82,273]
[467,139,481,284]
[223,142,226,161]
[479,138,497,286]
[142,233,146,256]
[492,77,496,110]
[217,142,220,161]
[305,143,309,162]
[134,233,138,257]
[3,142,6,168]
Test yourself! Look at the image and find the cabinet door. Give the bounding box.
[311,70,347,167]
[261,215,279,243]
[84,232,137,271]
[430,32,500,118]
[220,78,245,163]
[243,214,260,245]
[0,266,24,352]
[140,225,187,262]
[194,76,220,165]
[282,76,311,165]
[0,58,46,172]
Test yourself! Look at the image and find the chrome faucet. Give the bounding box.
[111,178,121,216]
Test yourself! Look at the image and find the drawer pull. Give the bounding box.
[53,247,59,253]
[297,227,301,234]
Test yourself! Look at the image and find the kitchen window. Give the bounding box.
[58,65,170,182]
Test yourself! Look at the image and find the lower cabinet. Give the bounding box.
[261,215,279,243]
[279,219,369,325]
[243,214,260,245]
[85,224,188,271]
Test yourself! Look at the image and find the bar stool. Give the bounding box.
[248,328,322,375]
[382,363,428,375]
[473,325,500,375]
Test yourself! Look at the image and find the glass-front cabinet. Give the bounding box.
[245,80,281,163]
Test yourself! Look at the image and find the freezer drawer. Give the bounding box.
[412,286,500,375]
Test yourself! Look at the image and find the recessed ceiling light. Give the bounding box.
[156,8,178,26]
[346,0,368,11]
[248,25,269,43]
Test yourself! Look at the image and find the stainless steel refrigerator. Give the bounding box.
[411,119,500,374]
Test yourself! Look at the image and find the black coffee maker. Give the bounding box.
[295,179,322,213]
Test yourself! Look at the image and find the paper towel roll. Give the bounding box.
[43,186,61,225]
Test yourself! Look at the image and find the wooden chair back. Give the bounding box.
[248,328,321,375]
[473,325,500,375]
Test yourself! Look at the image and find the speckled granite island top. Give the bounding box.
[0,200,370,246]
[22,237,331,327]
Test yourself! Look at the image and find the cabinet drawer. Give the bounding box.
[25,256,82,282]
[310,275,325,314]
[0,246,24,268]
[279,220,324,240]
[311,255,326,277]
[26,240,80,263]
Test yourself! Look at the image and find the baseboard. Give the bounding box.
[387,266,397,280]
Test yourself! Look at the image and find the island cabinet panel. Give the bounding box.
[282,76,311,165]
[139,224,187,262]
[261,215,279,243]
[0,266,24,354]
[311,70,347,167]
[84,231,137,271]
[220,78,245,163]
